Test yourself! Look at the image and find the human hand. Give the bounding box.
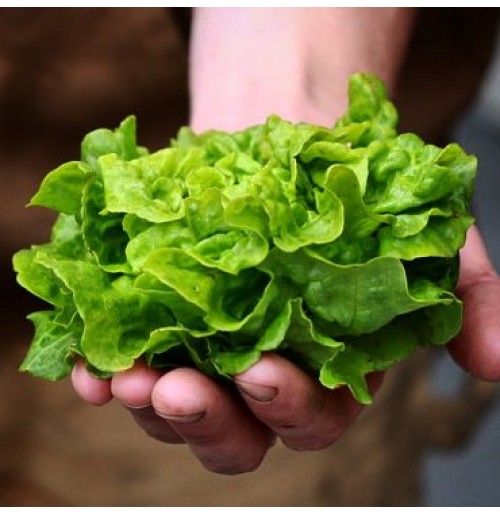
[72,353,382,473]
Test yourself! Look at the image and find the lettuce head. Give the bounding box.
[12,73,476,404]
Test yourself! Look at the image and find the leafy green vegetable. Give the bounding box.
[12,73,476,404]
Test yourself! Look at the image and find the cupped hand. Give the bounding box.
[71,354,379,474]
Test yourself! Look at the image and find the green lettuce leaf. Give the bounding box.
[19,311,82,381]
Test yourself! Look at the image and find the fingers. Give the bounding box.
[150,368,273,474]
[111,360,163,409]
[234,353,367,451]
[456,225,497,290]
[449,225,500,380]
[71,354,373,475]
[112,363,277,471]
[111,361,184,444]
[71,360,112,406]
[125,406,185,444]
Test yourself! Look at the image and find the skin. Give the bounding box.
[71,8,500,474]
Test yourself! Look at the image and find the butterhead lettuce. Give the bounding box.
[13,73,476,404]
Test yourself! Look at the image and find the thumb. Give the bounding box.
[448,225,500,380]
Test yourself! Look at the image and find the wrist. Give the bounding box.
[189,8,339,132]
[189,87,333,134]
[189,7,415,133]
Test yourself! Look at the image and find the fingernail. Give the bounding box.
[235,380,278,403]
[155,410,206,424]
[122,402,152,410]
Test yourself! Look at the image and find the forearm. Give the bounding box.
[189,7,416,132]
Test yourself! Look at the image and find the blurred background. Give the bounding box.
[423,32,500,506]
[0,7,499,507]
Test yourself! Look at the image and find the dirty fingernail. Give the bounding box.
[123,402,152,410]
[155,410,206,424]
[235,380,278,403]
